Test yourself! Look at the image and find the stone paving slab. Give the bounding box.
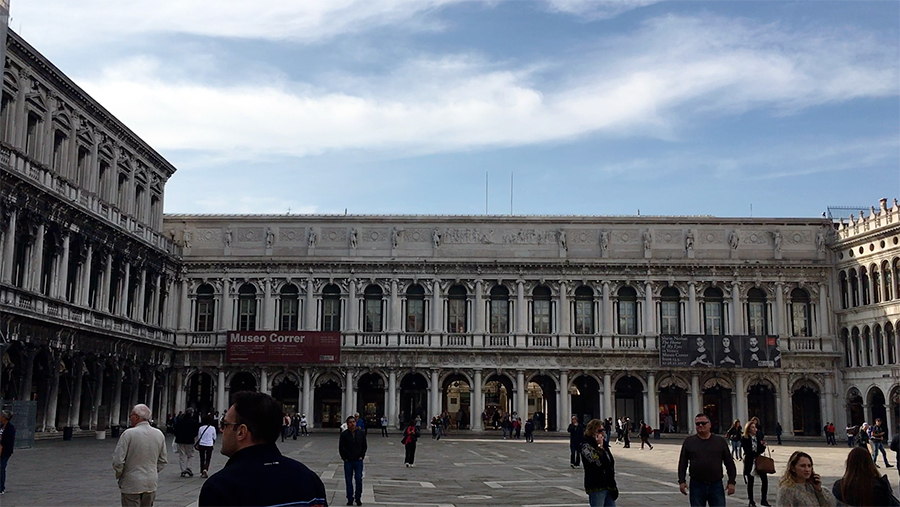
[1,430,896,506]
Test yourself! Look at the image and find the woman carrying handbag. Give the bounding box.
[741,420,771,507]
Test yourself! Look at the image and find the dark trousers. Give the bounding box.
[689,480,726,507]
[301,426,308,435]
[382,426,388,437]
[746,473,768,504]
[198,445,213,472]
[570,443,581,466]
[343,459,363,502]
[405,442,417,464]
[0,455,8,492]
[640,435,652,449]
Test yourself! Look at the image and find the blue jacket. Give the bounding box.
[0,422,14,458]
[199,443,326,506]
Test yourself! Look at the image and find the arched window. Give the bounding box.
[894,259,900,301]
[660,287,681,335]
[882,261,893,301]
[238,283,257,331]
[840,271,849,309]
[447,285,467,333]
[850,269,860,307]
[363,284,384,332]
[489,285,510,334]
[852,327,862,367]
[322,284,341,332]
[279,284,299,331]
[790,288,811,337]
[195,284,215,332]
[405,284,425,333]
[532,286,552,334]
[574,286,595,335]
[863,326,873,366]
[875,325,884,365]
[861,267,870,305]
[617,286,638,335]
[872,265,881,304]
[747,288,768,336]
[842,328,851,368]
[887,323,896,364]
[703,287,724,336]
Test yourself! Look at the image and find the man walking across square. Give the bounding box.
[678,413,737,507]
[871,418,894,468]
[173,407,200,477]
[0,410,16,495]
[112,404,167,507]
[340,415,367,506]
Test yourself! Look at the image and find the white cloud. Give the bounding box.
[544,0,663,19]
[74,14,897,162]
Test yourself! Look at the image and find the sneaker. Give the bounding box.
[405,463,409,468]
[409,464,415,467]
[181,471,188,478]
[186,468,194,477]
[356,501,362,506]
[201,471,208,478]
[875,463,881,468]
[888,464,895,468]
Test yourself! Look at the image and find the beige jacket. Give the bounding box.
[112,421,167,494]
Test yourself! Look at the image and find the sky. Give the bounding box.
[11,1,900,218]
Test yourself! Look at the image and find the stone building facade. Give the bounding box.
[0,29,891,437]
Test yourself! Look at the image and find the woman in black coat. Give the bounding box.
[741,420,770,507]
[833,446,896,506]
[402,422,420,467]
[581,418,617,507]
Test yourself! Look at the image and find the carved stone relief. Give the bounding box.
[361,228,389,243]
[279,228,305,242]
[402,228,431,243]
[236,227,264,243]
[699,230,725,245]
[613,230,640,244]
[569,229,598,245]
[321,227,348,243]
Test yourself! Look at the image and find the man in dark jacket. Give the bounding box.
[0,410,16,495]
[173,407,200,477]
[199,392,326,507]
[339,416,368,506]
[567,415,584,468]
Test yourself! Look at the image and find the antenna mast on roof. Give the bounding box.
[510,172,514,215]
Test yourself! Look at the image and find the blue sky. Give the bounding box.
[13,1,900,217]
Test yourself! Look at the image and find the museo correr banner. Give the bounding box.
[659,335,781,368]
[226,331,341,364]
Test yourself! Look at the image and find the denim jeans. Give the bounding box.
[588,489,617,507]
[873,441,890,464]
[730,440,741,458]
[689,480,726,507]
[344,459,364,502]
[570,443,582,466]
[0,455,8,492]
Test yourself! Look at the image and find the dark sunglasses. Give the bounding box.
[695,421,709,426]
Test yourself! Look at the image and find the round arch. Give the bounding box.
[792,379,821,437]
[441,372,472,429]
[571,374,602,424]
[658,374,690,433]
[614,375,644,427]
[867,385,888,425]
[527,372,558,431]
[399,371,429,425]
[847,387,864,427]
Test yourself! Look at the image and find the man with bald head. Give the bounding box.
[113,404,167,507]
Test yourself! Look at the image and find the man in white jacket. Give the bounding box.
[113,404,167,507]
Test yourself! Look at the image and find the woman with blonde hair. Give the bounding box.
[581,419,617,507]
[776,451,835,507]
[832,447,896,506]
[741,420,769,506]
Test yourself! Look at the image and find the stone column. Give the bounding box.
[735,372,746,424]
[91,362,104,429]
[558,281,569,337]
[217,370,227,415]
[260,368,269,395]
[731,282,742,335]
[603,372,613,424]
[128,369,140,417]
[31,222,45,292]
[302,369,311,426]
[474,279,485,334]
[346,278,358,332]
[147,373,156,416]
[644,281,654,335]
[818,282,830,336]
[119,262,131,317]
[388,369,397,428]
[78,241,92,306]
[1,208,16,283]
[178,278,191,331]
[824,376,836,429]
[647,371,657,430]
[690,373,701,434]
[779,373,791,435]
[389,279,400,332]
[173,369,184,415]
[516,280,526,334]
[559,370,569,428]
[430,369,440,418]
[473,369,483,431]
[263,278,274,330]
[602,282,612,335]
[159,371,170,420]
[220,277,232,330]
[775,282,785,336]
[151,274,161,326]
[68,356,85,428]
[20,347,37,402]
[110,367,124,429]
[102,253,113,312]
[517,370,526,418]
[55,232,71,300]
[431,278,442,333]
[305,277,316,330]
[688,281,699,333]
[44,354,61,432]
[137,267,147,322]
[343,369,354,420]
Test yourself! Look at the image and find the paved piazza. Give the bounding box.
[1,433,884,507]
